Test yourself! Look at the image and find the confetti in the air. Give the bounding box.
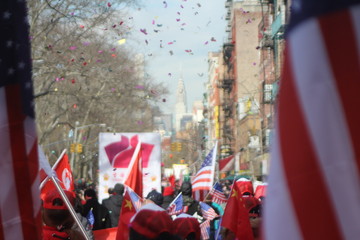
[140,29,148,35]
[118,39,126,45]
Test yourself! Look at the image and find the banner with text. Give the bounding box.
[98,132,161,201]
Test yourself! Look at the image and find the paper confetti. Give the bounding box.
[118,39,126,45]
[140,29,148,35]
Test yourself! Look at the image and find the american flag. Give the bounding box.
[209,182,227,204]
[192,143,218,201]
[264,0,360,240]
[167,193,183,215]
[127,187,142,211]
[199,202,218,221]
[0,1,42,239]
[200,220,210,240]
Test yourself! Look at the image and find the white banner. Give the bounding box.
[98,132,161,201]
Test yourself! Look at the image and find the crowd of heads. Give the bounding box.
[41,177,265,240]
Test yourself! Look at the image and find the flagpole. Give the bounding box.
[210,141,218,192]
[39,149,67,190]
[50,176,91,240]
[203,182,217,202]
[167,192,182,210]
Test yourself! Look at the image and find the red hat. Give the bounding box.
[236,178,254,195]
[130,203,173,239]
[173,214,200,240]
[43,188,75,210]
[163,186,174,196]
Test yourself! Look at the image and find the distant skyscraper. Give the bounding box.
[175,77,190,131]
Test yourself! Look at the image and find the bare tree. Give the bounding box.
[28,0,169,173]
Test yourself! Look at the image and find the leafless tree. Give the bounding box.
[28,0,168,174]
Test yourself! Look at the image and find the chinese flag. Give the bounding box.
[221,181,254,240]
[115,189,137,240]
[124,142,143,198]
[40,150,74,199]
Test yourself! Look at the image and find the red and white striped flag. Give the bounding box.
[264,1,360,240]
[0,1,42,239]
[192,143,218,201]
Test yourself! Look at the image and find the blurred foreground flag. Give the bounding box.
[264,1,360,240]
[0,0,42,239]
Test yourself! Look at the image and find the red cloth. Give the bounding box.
[168,175,175,188]
[124,143,143,198]
[130,205,173,239]
[173,216,200,240]
[254,185,267,199]
[43,188,75,210]
[163,186,174,196]
[93,227,117,240]
[115,190,137,240]
[42,226,69,240]
[221,182,254,240]
[40,152,74,200]
[235,179,254,195]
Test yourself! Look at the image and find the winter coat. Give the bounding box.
[82,199,112,230]
[102,194,123,227]
[162,195,175,209]
[182,195,202,217]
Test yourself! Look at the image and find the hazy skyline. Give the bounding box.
[128,0,228,114]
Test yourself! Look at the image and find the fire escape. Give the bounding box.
[219,42,235,159]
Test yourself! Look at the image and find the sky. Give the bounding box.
[126,0,228,114]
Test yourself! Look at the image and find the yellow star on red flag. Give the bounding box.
[124,199,133,210]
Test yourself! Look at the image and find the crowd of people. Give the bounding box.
[41,178,264,240]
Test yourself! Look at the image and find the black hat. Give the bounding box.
[113,183,124,195]
[180,181,192,196]
[146,190,164,206]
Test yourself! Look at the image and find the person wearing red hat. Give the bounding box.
[173,213,201,240]
[129,203,176,240]
[42,188,86,240]
[161,186,175,209]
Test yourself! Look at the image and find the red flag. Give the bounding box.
[93,227,117,240]
[264,1,360,240]
[124,141,143,197]
[115,189,138,240]
[221,180,254,240]
[0,1,42,238]
[168,175,175,188]
[40,150,74,200]
[219,155,235,172]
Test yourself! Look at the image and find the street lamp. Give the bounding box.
[70,122,106,173]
